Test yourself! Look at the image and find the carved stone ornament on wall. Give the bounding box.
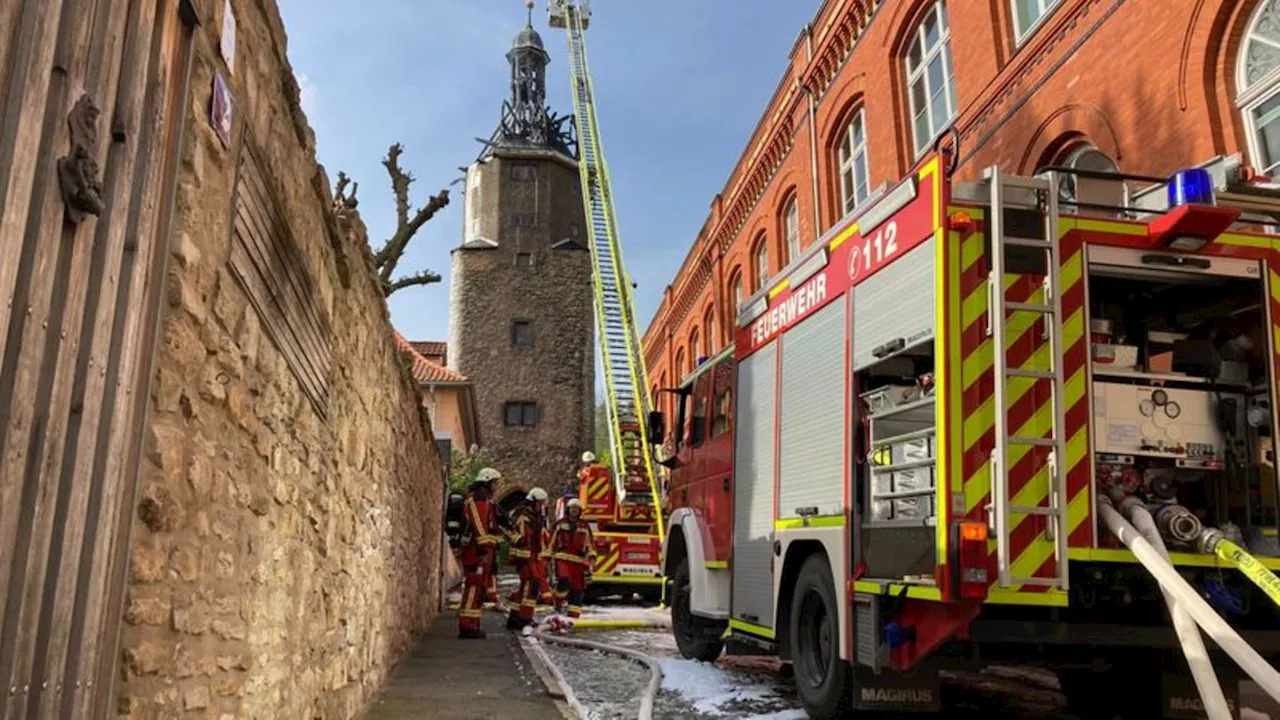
[57,93,106,224]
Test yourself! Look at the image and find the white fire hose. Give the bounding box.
[1108,494,1232,720]
[533,629,664,720]
[1099,498,1280,703]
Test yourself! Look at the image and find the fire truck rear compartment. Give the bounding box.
[1084,252,1280,562]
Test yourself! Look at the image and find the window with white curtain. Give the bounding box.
[837,110,870,216]
[1240,0,1280,177]
[905,1,958,157]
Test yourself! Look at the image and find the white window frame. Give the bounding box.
[905,1,958,157]
[732,274,744,313]
[1238,0,1280,177]
[705,310,717,354]
[783,198,800,264]
[1011,0,1063,45]
[837,109,871,217]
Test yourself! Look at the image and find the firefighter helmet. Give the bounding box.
[527,487,548,502]
[581,451,596,464]
[474,467,502,484]
[567,498,582,509]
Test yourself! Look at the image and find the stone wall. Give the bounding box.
[448,149,595,498]
[115,0,444,717]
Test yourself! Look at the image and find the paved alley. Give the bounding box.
[364,612,566,720]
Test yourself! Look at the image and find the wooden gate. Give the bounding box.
[0,0,194,716]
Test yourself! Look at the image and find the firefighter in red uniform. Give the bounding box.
[506,487,549,630]
[457,467,503,639]
[549,498,595,619]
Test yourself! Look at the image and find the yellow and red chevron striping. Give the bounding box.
[953,212,1091,600]
[594,543,621,576]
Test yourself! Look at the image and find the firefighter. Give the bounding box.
[554,485,575,521]
[506,487,549,630]
[549,498,595,620]
[457,467,503,639]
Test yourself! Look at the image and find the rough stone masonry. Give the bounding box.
[115,0,444,717]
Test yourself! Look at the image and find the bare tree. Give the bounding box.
[339,143,451,296]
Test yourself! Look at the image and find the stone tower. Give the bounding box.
[447,5,594,497]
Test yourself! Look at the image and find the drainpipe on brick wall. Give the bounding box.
[803,24,821,236]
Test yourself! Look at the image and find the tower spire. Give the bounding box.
[478,0,576,159]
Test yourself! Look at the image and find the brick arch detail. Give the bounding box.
[1197,0,1262,157]
[1017,103,1125,174]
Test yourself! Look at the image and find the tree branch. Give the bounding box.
[333,171,359,214]
[381,142,411,233]
[376,187,449,284]
[383,269,443,296]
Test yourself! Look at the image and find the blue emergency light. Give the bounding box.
[1167,167,1215,208]
[1147,166,1237,251]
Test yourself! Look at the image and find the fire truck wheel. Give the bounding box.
[670,557,725,662]
[789,555,851,718]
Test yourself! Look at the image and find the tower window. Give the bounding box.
[511,320,534,348]
[516,252,534,266]
[511,164,537,181]
[504,402,539,428]
[514,212,537,228]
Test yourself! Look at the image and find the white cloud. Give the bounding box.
[296,72,316,115]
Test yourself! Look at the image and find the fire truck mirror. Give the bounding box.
[647,410,666,443]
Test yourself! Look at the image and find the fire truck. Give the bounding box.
[656,144,1280,718]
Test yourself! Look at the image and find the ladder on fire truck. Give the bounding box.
[549,1,665,540]
[986,167,1070,590]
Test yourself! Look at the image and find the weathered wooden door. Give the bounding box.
[0,0,194,716]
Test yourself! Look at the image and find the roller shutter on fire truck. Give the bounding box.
[732,341,777,631]
[851,238,936,372]
[777,301,846,520]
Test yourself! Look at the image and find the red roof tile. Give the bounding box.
[393,332,469,385]
[410,340,447,363]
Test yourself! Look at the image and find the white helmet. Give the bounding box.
[567,498,582,509]
[581,451,596,463]
[526,487,548,502]
[474,467,502,484]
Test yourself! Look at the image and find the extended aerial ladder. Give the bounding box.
[548,1,666,548]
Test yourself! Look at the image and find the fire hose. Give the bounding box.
[1099,498,1280,703]
[532,629,664,720]
[1107,493,1232,720]
[1200,531,1280,610]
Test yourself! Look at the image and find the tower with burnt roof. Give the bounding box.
[446,3,594,498]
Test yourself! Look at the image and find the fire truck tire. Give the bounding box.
[789,555,851,718]
[670,558,725,662]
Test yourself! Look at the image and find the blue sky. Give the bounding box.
[277,0,821,347]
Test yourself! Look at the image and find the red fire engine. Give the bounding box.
[656,146,1280,718]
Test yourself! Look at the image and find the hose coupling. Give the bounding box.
[1154,505,1203,546]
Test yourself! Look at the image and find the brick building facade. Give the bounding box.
[641,0,1280,415]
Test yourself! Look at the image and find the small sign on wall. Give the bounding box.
[211,72,233,148]
[220,0,236,73]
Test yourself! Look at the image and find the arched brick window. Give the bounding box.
[703,305,717,354]
[752,234,769,291]
[675,349,686,381]
[688,328,700,367]
[782,195,800,265]
[1239,0,1280,176]
[729,269,745,311]
[836,107,871,217]
[905,1,958,157]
